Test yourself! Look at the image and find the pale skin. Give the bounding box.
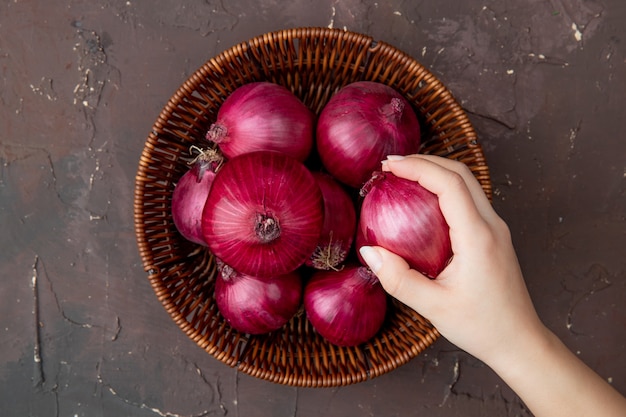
[359,154,626,417]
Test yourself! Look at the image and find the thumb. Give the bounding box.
[359,246,439,312]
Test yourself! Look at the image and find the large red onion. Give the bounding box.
[214,262,302,335]
[171,148,222,245]
[305,172,357,270]
[316,81,421,188]
[202,151,324,278]
[357,171,452,278]
[205,82,314,161]
[304,264,387,346]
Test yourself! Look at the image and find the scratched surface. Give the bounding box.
[1,1,625,416]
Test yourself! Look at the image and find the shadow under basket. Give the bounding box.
[134,27,492,387]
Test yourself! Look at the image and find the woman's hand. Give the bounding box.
[359,154,626,417]
[359,154,543,364]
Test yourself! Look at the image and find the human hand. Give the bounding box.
[360,154,626,417]
[358,154,545,365]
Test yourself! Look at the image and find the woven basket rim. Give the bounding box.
[133,26,490,387]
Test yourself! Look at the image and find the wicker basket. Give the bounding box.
[134,27,491,387]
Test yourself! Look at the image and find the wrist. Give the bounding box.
[480,318,554,378]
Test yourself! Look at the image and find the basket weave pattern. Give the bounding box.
[134,27,491,387]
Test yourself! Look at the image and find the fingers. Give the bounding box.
[359,245,439,313]
[381,155,489,244]
[409,154,493,215]
[384,154,494,221]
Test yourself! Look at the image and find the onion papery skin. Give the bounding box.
[358,171,452,279]
[202,151,324,278]
[304,265,387,346]
[205,82,315,162]
[316,81,421,188]
[215,262,303,335]
[305,172,357,270]
[171,159,218,246]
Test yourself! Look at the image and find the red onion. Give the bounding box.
[215,261,302,335]
[305,172,357,270]
[304,264,387,346]
[316,81,421,188]
[357,171,452,278]
[205,82,314,161]
[202,151,324,278]
[171,147,223,246]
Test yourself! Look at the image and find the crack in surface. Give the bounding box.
[564,264,613,335]
[29,76,58,101]
[96,361,225,417]
[421,350,532,415]
[438,356,460,407]
[31,255,45,388]
[549,0,605,46]
[179,356,227,414]
[465,107,517,130]
[35,254,121,340]
[0,144,74,209]
[71,23,121,151]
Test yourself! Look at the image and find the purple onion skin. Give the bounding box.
[305,172,357,270]
[202,151,324,278]
[358,171,452,279]
[206,82,314,162]
[316,81,421,188]
[304,264,387,347]
[171,161,217,246]
[215,263,303,335]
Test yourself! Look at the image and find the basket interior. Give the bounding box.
[134,27,490,387]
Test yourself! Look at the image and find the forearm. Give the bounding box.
[486,325,626,417]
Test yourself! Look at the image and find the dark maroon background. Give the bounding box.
[1,1,624,416]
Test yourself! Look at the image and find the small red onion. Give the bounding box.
[316,81,421,188]
[205,82,314,161]
[305,172,357,270]
[202,151,324,278]
[304,264,387,346]
[171,147,223,245]
[214,262,302,335]
[357,171,452,278]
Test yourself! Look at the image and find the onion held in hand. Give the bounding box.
[171,148,222,245]
[304,264,387,346]
[202,151,324,278]
[215,262,302,335]
[305,172,357,270]
[316,81,421,188]
[357,171,452,278]
[205,82,314,161]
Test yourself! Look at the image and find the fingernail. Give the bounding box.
[386,155,405,161]
[359,246,382,273]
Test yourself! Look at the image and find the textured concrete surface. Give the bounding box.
[1,1,624,416]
